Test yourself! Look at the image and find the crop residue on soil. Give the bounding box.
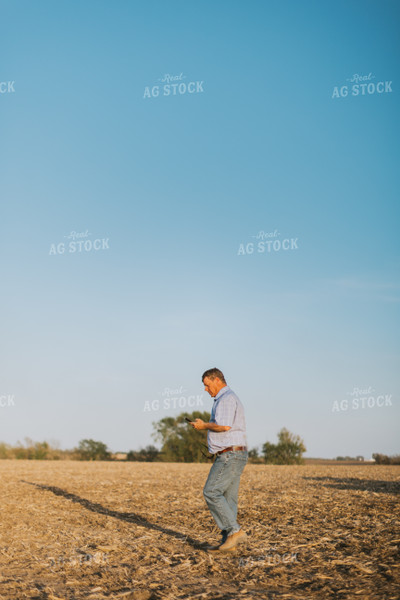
[0,461,399,599]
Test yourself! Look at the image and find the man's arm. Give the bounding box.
[191,418,231,432]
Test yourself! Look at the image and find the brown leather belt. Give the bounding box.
[215,446,247,456]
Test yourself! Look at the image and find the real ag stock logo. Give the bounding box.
[0,394,15,407]
[0,81,15,94]
[143,72,204,99]
[143,386,204,412]
[332,386,393,412]
[237,230,299,256]
[49,230,110,255]
[331,72,393,99]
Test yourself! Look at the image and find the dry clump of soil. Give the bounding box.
[0,461,399,600]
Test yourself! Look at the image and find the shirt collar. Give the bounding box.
[214,385,230,401]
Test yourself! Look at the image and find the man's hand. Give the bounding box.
[190,419,231,432]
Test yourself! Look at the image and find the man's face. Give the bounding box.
[203,376,225,398]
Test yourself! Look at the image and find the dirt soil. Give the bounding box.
[0,461,399,600]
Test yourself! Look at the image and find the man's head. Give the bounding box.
[202,368,227,398]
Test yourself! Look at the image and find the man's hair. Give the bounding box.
[202,368,226,384]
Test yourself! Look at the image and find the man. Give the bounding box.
[190,368,248,552]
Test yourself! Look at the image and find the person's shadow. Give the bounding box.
[303,476,400,495]
[20,480,204,550]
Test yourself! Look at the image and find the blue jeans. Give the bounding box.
[203,450,248,537]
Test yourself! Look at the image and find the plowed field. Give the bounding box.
[0,461,399,600]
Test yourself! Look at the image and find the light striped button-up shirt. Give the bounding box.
[207,385,247,454]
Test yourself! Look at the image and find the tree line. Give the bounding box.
[0,412,307,463]
[372,453,400,465]
[2,411,392,464]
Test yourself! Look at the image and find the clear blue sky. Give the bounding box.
[1,0,399,458]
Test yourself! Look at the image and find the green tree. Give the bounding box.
[262,428,306,465]
[248,447,259,459]
[33,441,49,459]
[153,411,211,462]
[248,446,264,464]
[127,445,160,462]
[75,439,111,461]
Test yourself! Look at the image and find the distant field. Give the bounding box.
[0,461,399,600]
[303,459,376,465]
